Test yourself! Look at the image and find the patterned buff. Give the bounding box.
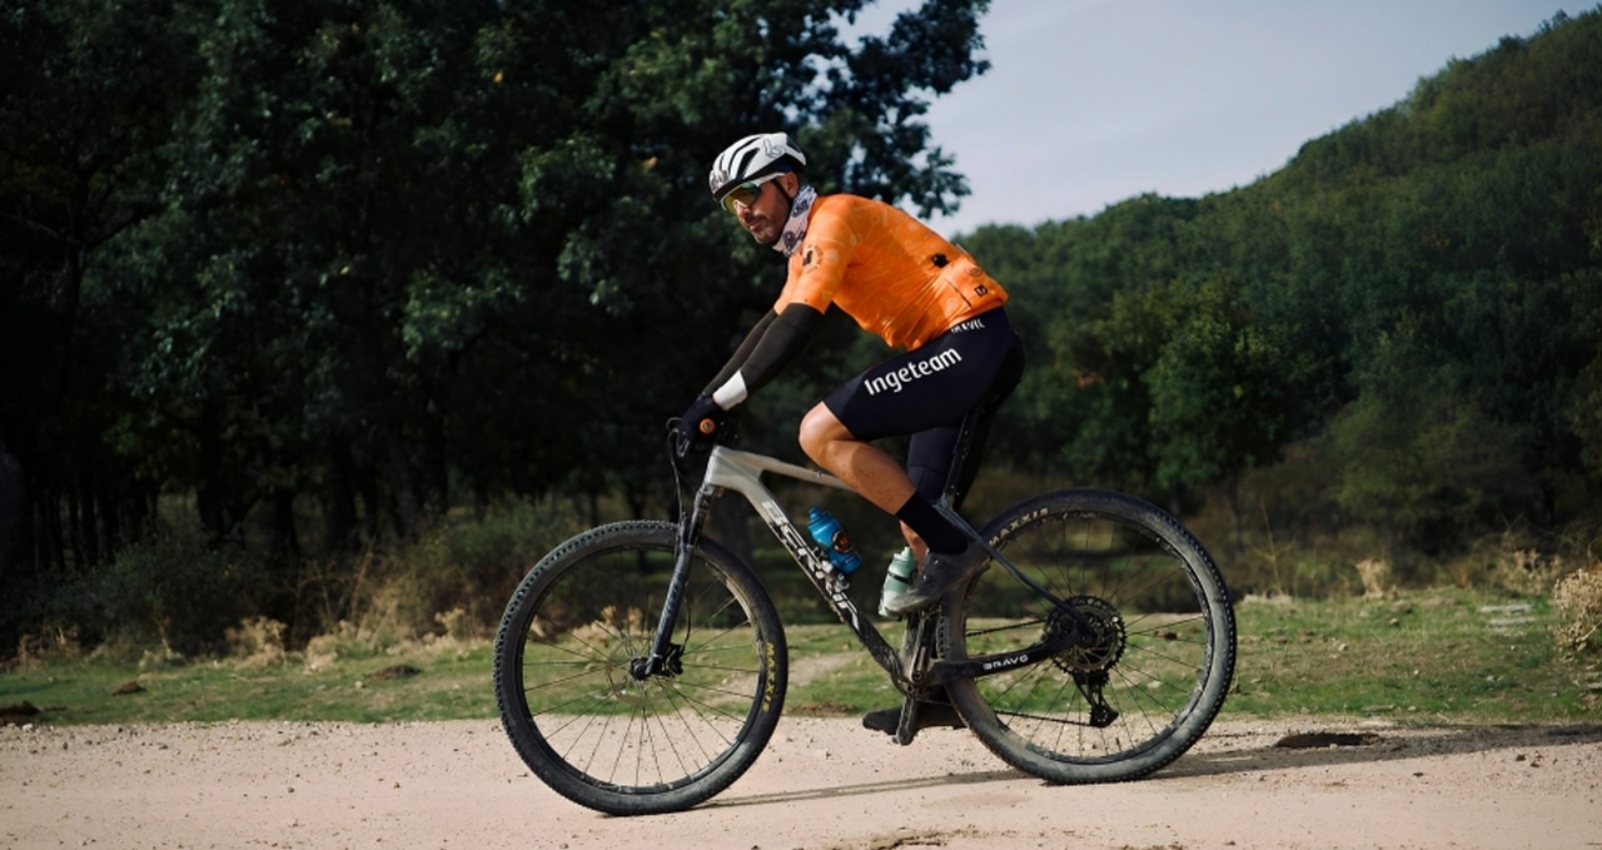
[774,184,818,256]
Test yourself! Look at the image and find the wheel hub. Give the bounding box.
[1051,596,1126,674]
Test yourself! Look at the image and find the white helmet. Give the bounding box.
[708,132,806,204]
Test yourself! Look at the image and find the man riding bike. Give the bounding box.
[678,132,1024,729]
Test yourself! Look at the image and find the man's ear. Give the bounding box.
[780,172,801,198]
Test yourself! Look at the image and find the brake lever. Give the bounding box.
[664,414,737,482]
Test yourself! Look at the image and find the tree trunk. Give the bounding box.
[197,402,228,541]
[269,490,300,563]
[0,450,25,578]
[326,438,360,551]
[386,428,421,539]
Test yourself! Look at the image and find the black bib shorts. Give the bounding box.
[823,307,1024,507]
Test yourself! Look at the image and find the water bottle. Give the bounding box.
[807,507,862,581]
[878,546,918,617]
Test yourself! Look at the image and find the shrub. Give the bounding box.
[94,525,271,656]
[225,616,288,666]
[1354,558,1392,599]
[291,499,584,653]
[385,500,584,640]
[1491,547,1568,596]
[12,626,82,671]
[4,520,272,660]
[1550,566,1602,655]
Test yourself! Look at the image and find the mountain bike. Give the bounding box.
[492,423,1235,816]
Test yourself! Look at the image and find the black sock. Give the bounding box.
[894,494,967,555]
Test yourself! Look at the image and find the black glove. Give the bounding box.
[677,394,726,456]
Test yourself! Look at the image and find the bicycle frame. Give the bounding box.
[640,445,910,686]
[637,444,1093,690]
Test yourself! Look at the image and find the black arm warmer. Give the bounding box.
[705,311,776,395]
[702,303,824,399]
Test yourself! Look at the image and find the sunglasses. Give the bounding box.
[720,172,785,213]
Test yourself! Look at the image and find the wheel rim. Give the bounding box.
[509,540,774,794]
[952,504,1227,766]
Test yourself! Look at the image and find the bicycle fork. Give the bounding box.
[630,484,715,681]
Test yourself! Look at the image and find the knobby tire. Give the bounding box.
[493,521,787,815]
[939,489,1236,783]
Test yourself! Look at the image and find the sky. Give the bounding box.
[845,0,1589,236]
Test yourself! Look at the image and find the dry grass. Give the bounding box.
[1551,565,1602,655]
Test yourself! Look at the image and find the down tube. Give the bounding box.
[702,446,905,683]
[756,508,905,682]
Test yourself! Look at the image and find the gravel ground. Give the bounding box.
[3,716,1600,850]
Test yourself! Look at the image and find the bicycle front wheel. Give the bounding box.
[941,489,1235,783]
[493,521,786,815]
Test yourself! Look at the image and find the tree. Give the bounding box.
[0,0,202,576]
[1,0,995,638]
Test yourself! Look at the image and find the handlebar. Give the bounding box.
[667,414,737,468]
[666,415,737,521]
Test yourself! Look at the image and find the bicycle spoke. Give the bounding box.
[494,521,786,814]
[944,490,1234,783]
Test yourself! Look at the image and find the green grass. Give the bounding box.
[3,587,1598,727]
[1,644,499,725]
[1228,587,1600,721]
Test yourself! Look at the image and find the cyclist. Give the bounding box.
[680,131,1024,674]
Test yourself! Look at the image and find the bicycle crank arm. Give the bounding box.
[925,630,1089,685]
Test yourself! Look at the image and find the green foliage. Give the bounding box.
[2,0,992,652]
[286,498,587,652]
[8,2,1602,661]
[1144,279,1305,493]
[1329,378,1532,551]
[9,521,272,658]
[971,9,1602,560]
[377,502,587,640]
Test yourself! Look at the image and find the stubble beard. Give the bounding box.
[744,217,781,246]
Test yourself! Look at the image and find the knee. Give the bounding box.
[797,404,841,461]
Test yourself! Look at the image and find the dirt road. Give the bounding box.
[3,717,1599,850]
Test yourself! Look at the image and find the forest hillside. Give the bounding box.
[2,3,1598,655]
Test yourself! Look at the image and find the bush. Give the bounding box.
[225,616,288,666]
[3,498,589,665]
[291,499,584,651]
[3,521,272,660]
[392,501,584,638]
[1551,566,1602,655]
[97,525,272,656]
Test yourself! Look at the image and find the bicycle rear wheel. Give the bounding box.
[493,520,786,815]
[940,489,1235,783]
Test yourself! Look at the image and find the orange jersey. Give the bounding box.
[773,194,1007,350]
